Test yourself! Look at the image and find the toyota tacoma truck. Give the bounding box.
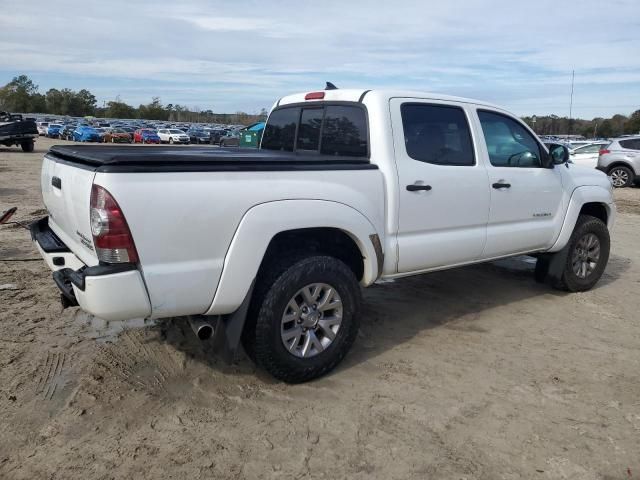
[30,87,616,383]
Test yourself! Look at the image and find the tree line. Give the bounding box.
[1,74,638,135]
[522,112,640,138]
[0,75,267,125]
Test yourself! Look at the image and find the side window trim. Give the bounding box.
[477,108,545,168]
[400,101,477,166]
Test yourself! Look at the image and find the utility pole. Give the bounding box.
[568,70,575,138]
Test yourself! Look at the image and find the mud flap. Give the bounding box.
[212,279,255,364]
[542,244,571,286]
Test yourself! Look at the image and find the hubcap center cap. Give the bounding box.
[301,308,321,327]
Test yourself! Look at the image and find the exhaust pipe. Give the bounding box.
[187,316,214,340]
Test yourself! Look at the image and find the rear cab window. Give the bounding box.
[262,103,368,157]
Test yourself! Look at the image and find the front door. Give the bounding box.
[391,99,490,273]
[474,109,565,258]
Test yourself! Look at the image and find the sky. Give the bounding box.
[0,0,638,118]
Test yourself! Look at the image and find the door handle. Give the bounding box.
[406,184,432,192]
[51,176,62,189]
[492,182,511,189]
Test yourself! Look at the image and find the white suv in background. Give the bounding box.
[157,128,190,144]
[597,136,640,187]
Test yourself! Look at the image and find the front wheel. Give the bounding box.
[245,256,361,383]
[169,137,174,144]
[552,214,610,292]
[608,165,634,188]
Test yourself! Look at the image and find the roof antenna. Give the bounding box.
[325,82,338,90]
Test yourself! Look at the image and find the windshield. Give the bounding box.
[169,129,183,134]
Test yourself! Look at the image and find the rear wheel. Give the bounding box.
[169,137,174,144]
[20,140,34,152]
[552,215,610,292]
[608,165,633,188]
[245,256,361,383]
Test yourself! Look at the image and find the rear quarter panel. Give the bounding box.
[94,169,385,319]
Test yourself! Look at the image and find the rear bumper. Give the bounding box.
[30,217,151,321]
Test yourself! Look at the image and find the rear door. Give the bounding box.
[390,98,490,272]
[41,155,98,265]
[474,109,564,258]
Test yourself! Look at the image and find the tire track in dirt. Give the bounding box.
[35,351,67,400]
[92,329,186,396]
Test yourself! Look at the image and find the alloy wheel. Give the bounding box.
[280,283,343,358]
[610,168,629,187]
[571,233,601,279]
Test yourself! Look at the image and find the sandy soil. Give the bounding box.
[1,137,640,479]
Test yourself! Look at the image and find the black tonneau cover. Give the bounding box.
[48,145,377,173]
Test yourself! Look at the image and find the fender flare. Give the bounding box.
[205,199,382,316]
[548,185,615,252]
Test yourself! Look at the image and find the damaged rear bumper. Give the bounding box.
[30,217,151,321]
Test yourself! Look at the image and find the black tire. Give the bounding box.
[608,165,634,188]
[20,140,34,152]
[169,137,174,144]
[552,215,610,292]
[245,255,361,383]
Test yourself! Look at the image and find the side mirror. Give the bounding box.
[544,143,569,167]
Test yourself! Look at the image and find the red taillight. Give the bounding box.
[599,149,610,155]
[304,91,325,100]
[90,184,139,263]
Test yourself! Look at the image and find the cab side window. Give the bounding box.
[401,103,475,166]
[478,110,542,168]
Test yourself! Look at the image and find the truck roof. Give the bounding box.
[276,88,501,110]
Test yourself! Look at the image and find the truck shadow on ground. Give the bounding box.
[155,254,630,384]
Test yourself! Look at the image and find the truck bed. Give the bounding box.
[48,145,378,173]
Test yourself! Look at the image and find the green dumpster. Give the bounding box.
[239,122,265,148]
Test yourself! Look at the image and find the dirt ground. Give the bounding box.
[1,137,639,480]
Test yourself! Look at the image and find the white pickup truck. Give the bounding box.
[31,87,615,383]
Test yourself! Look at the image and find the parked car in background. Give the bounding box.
[73,125,101,142]
[157,128,190,144]
[187,128,210,144]
[209,129,228,145]
[59,125,76,141]
[92,127,108,142]
[104,128,132,143]
[36,121,50,135]
[46,124,64,138]
[219,130,240,147]
[133,129,161,144]
[597,136,640,187]
[569,142,610,169]
[120,126,136,138]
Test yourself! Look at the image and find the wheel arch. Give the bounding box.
[606,161,635,175]
[548,186,615,252]
[205,199,383,316]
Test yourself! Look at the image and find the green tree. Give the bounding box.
[0,75,40,112]
[106,100,136,119]
[138,97,168,120]
[624,110,640,134]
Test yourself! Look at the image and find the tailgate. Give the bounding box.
[41,154,99,266]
